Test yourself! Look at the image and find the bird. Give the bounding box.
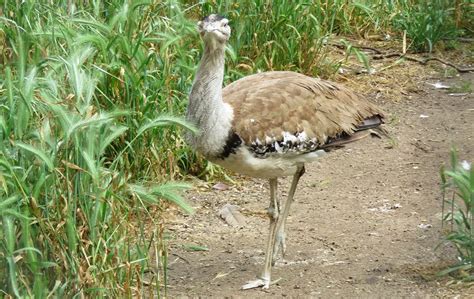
[185,14,386,290]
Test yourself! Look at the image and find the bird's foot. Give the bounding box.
[272,232,286,264]
[241,277,270,290]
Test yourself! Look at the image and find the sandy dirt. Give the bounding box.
[166,72,474,298]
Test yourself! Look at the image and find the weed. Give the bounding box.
[392,0,460,52]
[448,81,473,93]
[0,1,196,296]
[439,149,474,281]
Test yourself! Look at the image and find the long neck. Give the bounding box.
[186,44,234,157]
[189,45,225,114]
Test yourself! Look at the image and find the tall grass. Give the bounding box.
[0,1,196,297]
[439,150,474,280]
[197,0,388,78]
[393,0,460,52]
[1,0,472,296]
[201,0,343,78]
[188,0,471,81]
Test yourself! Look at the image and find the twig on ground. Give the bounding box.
[443,37,474,43]
[373,53,474,73]
[328,42,474,73]
[170,253,191,264]
[329,42,383,54]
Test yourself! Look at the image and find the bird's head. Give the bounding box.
[198,14,231,47]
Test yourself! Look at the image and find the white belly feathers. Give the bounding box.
[211,146,326,179]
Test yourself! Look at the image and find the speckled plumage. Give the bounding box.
[223,71,385,158]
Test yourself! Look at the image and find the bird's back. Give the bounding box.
[222,71,385,157]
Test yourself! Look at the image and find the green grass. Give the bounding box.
[0,0,472,297]
[448,80,473,93]
[0,1,197,297]
[392,0,461,52]
[439,149,474,281]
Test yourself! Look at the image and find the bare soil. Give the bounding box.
[166,72,474,298]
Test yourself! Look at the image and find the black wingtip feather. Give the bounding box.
[355,115,384,131]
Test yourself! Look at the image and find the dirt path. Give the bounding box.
[167,73,474,298]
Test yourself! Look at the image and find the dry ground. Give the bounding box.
[165,69,474,297]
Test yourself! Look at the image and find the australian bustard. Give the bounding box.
[186,14,386,289]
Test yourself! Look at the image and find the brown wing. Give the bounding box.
[222,71,385,146]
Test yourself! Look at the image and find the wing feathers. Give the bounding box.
[223,71,385,149]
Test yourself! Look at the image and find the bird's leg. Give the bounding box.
[242,178,279,290]
[272,165,305,264]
